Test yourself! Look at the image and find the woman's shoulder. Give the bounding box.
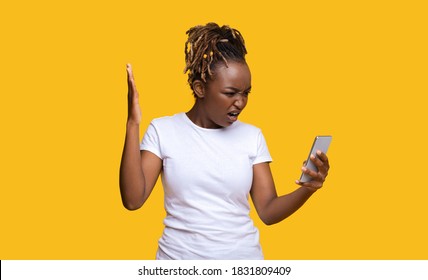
[150,113,185,125]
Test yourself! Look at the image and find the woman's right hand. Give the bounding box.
[126,63,142,125]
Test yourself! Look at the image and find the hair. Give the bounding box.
[183,23,247,95]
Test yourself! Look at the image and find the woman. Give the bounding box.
[119,23,330,260]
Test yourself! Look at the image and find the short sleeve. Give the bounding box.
[140,122,162,159]
[252,130,273,165]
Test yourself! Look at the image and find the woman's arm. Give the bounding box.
[250,151,330,225]
[119,64,162,210]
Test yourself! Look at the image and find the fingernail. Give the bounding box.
[301,167,307,172]
[310,154,315,159]
[316,150,322,155]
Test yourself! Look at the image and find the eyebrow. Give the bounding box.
[224,86,252,92]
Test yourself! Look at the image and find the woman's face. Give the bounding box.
[195,61,252,128]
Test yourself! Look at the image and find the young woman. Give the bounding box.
[119,23,330,260]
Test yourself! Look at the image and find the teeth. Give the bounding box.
[229,112,238,116]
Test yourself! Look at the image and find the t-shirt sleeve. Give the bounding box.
[253,130,273,165]
[140,122,162,159]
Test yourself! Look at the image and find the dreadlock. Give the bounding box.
[183,23,247,95]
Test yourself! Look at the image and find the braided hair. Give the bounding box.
[184,23,247,95]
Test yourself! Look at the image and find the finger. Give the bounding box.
[310,154,328,175]
[127,64,134,86]
[126,63,133,80]
[299,169,324,187]
[126,63,133,77]
[126,64,139,102]
[301,165,325,183]
[316,150,330,169]
[301,166,319,181]
[126,64,132,88]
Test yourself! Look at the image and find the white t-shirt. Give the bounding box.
[140,112,272,259]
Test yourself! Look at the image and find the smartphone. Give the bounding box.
[299,136,332,183]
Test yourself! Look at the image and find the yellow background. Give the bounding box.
[1,0,427,259]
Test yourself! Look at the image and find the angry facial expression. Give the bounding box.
[191,61,252,128]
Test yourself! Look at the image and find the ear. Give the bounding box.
[192,80,205,98]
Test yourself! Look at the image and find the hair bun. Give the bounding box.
[184,22,247,95]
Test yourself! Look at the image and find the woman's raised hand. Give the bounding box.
[126,63,142,125]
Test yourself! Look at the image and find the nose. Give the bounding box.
[234,93,247,110]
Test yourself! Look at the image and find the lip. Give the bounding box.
[227,111,240,122]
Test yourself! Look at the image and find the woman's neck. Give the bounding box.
[186,102,221,129]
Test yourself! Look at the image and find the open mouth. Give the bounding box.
[227,111,240,122]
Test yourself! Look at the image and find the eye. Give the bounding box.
[223,92,236,97]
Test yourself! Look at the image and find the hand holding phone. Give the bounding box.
[299,136,332,183]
